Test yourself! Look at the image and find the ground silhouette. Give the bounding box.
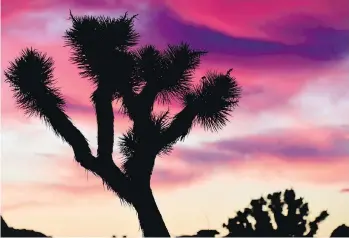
[330,224,349,237]
[178,229,220,237]
[4,11,241,237]
[1,216,50,237]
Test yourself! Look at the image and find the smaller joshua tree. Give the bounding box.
[4,12,241,237]
[223,189,329,237]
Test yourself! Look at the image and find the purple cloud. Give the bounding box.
[174,127,349,167]
[176,149,233,165]
[209,134,348,161]
[151,10,349,61]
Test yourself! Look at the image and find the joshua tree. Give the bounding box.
[223,189,329,237]
[4,12,241,237]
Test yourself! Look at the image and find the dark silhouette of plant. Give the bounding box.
[1,216,50,237]
[330,224,349,237]
[178,229,220,237]
[222,189,329,237]
[4,12,241,237]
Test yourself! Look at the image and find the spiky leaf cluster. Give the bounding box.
[64,12,140,96]
[133,43,206,105]
[180,70,241,132]
[158,43,206,103]
[4,48,66,119]
[119,127,140,159]
[119,110,173,176]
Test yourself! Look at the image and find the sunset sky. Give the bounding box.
[1,0,349,237]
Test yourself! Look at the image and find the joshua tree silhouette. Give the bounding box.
[4,12,241,237]
[223,189,329,237]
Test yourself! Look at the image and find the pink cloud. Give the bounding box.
[161,126,349,186]
[1,0,157,22]
[204,127,349,160]
[3,40,345,127]
[161,150,349,189]
[2,157,113,210]
[1,125,347,216]
[1,0,51,21]
[340,188,349,193]
[151,168,206,190]
[3,126,346,199]
[1,201,53,212]
[2,154,347,213]
[3,0,349,127]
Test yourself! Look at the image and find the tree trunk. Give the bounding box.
[132,186,170,237]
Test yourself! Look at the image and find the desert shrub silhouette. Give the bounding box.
[222,189,329,237]
[4,11,241,237]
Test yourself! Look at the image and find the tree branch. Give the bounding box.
[160,104,197,150]
[93,159,134,204]
[41,99,132,203]
[39,102,95,168]
[122,103,197,182]
[133,45,162,117]
[92,88,115,159]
